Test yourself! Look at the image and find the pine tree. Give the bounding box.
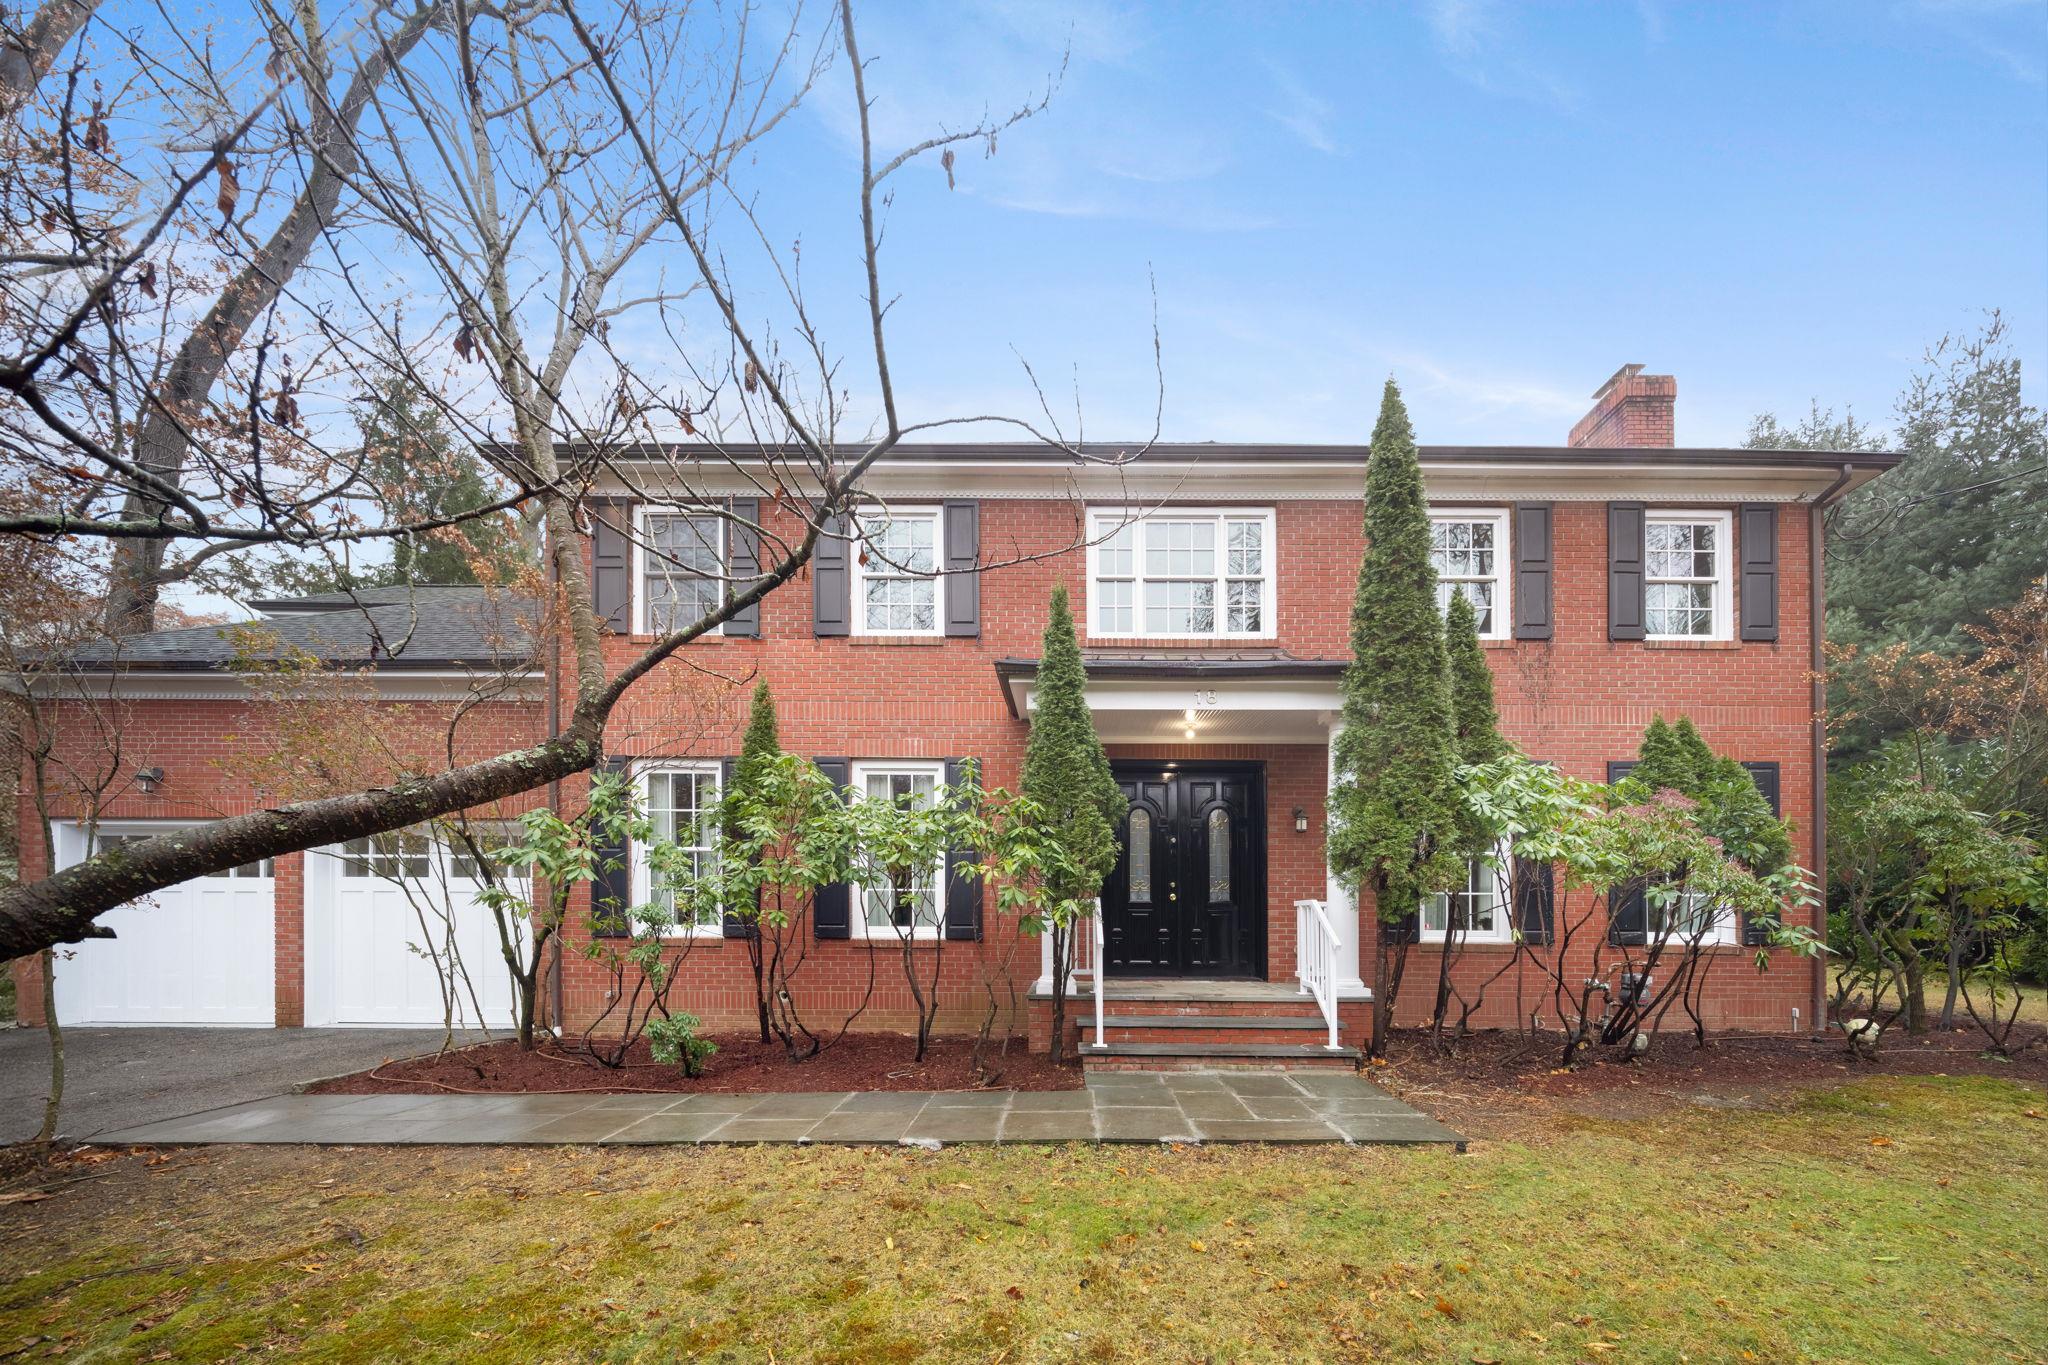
[1631,716,1697,796]
[1019,585,1122,1062]
[1328,378,1461,1058]
[1445,592,1506,770]
[734,681,781,790]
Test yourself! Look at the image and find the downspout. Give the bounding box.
[1807,464,1855,1035]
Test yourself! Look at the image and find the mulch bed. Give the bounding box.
[306,1032,1083,1096]
[1372,1021,2048,1135]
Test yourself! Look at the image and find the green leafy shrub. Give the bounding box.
[646,1012,717,1077]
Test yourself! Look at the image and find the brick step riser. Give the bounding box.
[1099,1026,1337,1047]
[1095,1000,1324,1021]
[1082,1055,1359,1073]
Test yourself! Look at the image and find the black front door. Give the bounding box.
[1101,763,1263,977]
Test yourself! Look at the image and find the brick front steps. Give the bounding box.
[1031,978,1367,1071]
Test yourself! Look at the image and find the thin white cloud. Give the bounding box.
[1424,0,1584,110]
[1262,61,1341,155]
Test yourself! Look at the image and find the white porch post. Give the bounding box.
[1325,720,1370,999]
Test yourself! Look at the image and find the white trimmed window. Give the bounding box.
[636,506,727,635]
[851,508,941,636]
[852,760,946,937]
[1420,852,1512,944]
[1650,885,1737,945]
[640,763,723,933]
[1644,510,1732,641]
[1429,510,1509,639]
[340,831,430,879]
[1086,508,1276,639]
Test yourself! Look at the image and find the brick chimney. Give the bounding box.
[1567,363,1676,448]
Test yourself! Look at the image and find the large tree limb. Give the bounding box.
[0,0,94,121]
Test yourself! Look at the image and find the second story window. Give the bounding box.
[638,508,725,634]
[1645,510,1731,640]
[1086,508,1275,640]
[1429,510,1508,638]
[853,508,940,635]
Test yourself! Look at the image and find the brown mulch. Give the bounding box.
[305,1031,1084,1096]
[1370,1021,2048,1137]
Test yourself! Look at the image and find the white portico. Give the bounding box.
[999,655,1371,1014]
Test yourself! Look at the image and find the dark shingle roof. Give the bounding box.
[70,585,540,673]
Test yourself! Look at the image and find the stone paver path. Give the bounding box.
[97,1071,1462,1148]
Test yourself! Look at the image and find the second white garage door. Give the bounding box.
[303,832,523,1029]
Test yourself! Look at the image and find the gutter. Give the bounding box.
[1807,464,1856,1035]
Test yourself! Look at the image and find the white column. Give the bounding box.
[1325,720,1370,1000]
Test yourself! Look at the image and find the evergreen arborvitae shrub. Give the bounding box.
[1444,590,1508,860]
[1328,378,1461,915]
[734,680,781,791]
[1020,585,1123,903]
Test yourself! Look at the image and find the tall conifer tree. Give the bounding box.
[1328,379,1461,1057]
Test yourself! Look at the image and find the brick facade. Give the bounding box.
[13,417,1862,1050]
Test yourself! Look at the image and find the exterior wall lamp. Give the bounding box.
[1293,806,1309,834]
[136,766,165,795]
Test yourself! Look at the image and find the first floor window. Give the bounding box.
[1649,883,1734,945]
[854,509,940,634]
[1087,508,1275,639]
[643,765,722,932]
[854,762,944,935]
[1420,853,1511,943]
[1430,511,1508,637]
[1645,511,1731,640]
[641,508,726,634]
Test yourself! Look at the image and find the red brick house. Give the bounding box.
[10,367,1900,1062]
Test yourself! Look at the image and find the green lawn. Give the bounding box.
[2,1076,2043,1363]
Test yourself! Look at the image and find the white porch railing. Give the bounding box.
[1036,898,1106,1049]
[1294,898,1343,1050]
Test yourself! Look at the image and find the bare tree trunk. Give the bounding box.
[36,947,62,1143]
[102,3,441,633]
[1047,922,1069,1066]
[0,0,96,121]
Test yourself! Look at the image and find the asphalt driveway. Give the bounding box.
[1,1026,461,1144]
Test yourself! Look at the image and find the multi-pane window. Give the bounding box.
[340,831,431,879]
[1649,884,1734,944]
[1645,512,1731,639]
[94,831,272,879]
[642,765,722,932]
[640,510,725,634]
[854,763,944,935]
[1421,854,1511,944]
[1087,509,1275,639]
[853,510,940,635]
[1430,512,1508,638]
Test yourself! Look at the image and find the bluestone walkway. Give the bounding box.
[97,1070,1463,1148]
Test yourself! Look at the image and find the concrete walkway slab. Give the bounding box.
[96,1072,1463,1149]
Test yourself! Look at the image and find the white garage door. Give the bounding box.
[304,832,523,1029]
[54,824,276,1026]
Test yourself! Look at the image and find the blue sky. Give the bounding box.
[724,0,2047,449]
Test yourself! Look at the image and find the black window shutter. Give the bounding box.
[1513,502,1554,640]
[1387,911,1421,945]
[591,755,635,937]
[811,757,852,937]
[1738,761,1784,945]
[942,501,980,637]
[1604,761,1647,945]
[812,511,850,637]
[942,756,982,939]
[726,497,761,638]
[1608,501,1646,641]
[1608,879,1649,946]
[719,756,753,938]
[1739,504,1779,642]
[1514,858,1555,945]
[591,500,636,632]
